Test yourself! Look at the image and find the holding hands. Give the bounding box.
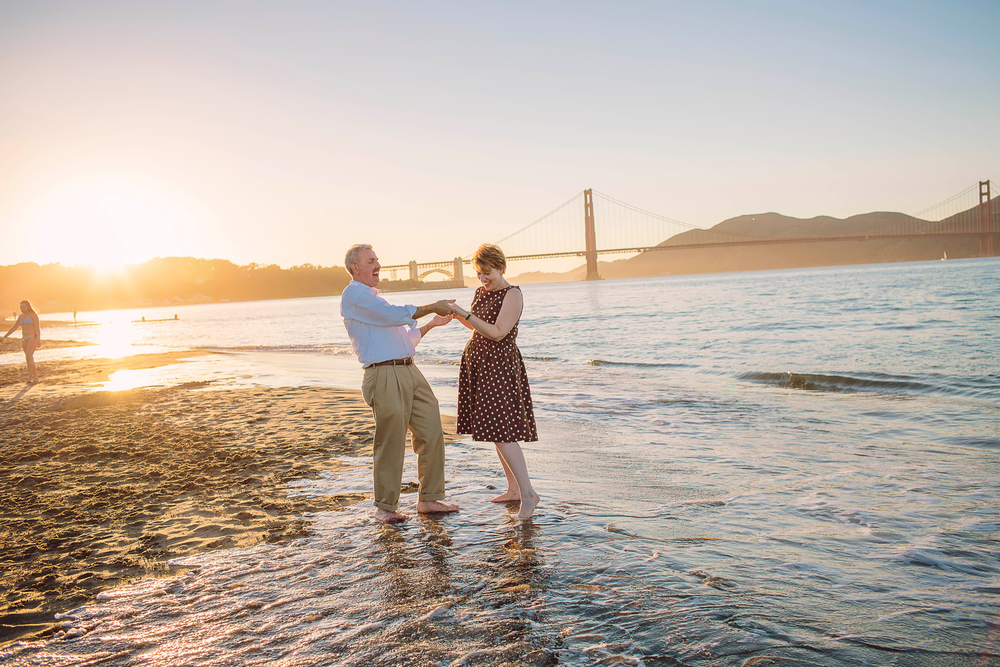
[416,298,489,336]
[426,299,479,319]
[416,299,484,337]
[415,299,458,322]
[428,299,457,316]
[425,299,476,322]
[418,300,457,337]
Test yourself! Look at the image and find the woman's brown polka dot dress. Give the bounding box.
[457,286,538,443]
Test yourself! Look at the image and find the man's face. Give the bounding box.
[352,248,381,288]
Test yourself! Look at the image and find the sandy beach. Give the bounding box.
[0,347,454,647]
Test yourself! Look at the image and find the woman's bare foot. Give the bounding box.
[374,508,408,522]
[416,500,460,514]
[516,492,540,520]
[490,491,520,503]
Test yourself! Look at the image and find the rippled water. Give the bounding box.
[5,258,999,665]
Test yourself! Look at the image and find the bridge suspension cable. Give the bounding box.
[591,190,698,229]
[912,183,979,220]
[485,189,759,260]
[592,190,781,246]
[477,191,589,260]
[487,191,585,251]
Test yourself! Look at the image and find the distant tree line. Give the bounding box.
[0,257,352,313]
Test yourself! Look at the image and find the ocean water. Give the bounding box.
[3,258,999,666]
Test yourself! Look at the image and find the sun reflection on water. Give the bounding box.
[91,319,138,358]
[101,369,164,392]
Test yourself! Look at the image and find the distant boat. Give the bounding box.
[941,251,948,260]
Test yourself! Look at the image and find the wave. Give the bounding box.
[587,359,693,369]
[199,344,355,355]
[738,370,1000,400]
[739,371,937,395]
[419,358,461,366]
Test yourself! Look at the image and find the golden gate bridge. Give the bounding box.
[381,180,997,285]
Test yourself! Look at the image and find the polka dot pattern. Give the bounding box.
[457,286,538,443]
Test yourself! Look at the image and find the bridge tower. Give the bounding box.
[409,261,418,282]
[584,188,601,280]
[453,257,464,286]
[980,180,994,256]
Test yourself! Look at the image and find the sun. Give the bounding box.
[16,174,200,270]
[88,254,131,277]
[82,191,174,275]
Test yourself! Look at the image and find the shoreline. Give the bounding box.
[0,350,456,646]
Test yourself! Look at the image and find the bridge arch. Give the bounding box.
[418,268,456,280]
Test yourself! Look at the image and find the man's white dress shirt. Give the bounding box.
[340,280,422,366]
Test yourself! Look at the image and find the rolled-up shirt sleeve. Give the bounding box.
[342,284,417,326]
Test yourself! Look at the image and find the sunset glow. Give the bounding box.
[14,175,197,271]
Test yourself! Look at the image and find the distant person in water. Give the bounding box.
[450,244,540,520]
[340,243,461,523]
[2,300,42,383]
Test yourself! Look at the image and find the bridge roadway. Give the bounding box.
[381,230,999,278]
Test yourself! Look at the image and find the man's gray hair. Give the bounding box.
[344,244,373,277]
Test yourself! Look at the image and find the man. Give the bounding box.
[341,243,460,522]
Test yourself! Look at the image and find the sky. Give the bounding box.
[1,0,998,273]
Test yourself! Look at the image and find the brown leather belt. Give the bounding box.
[365,357,413,369]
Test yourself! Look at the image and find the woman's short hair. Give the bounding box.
[473,243,506,273]
[344,244,373,277]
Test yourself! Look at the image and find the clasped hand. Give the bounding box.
[425,300,457,328]
[425,300,473,327]
[431,300,472,316]
[428,299,456,316]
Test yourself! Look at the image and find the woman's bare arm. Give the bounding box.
[2,319,18,339]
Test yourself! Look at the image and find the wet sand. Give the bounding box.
[0,349,453,646]
[0,338,90,355]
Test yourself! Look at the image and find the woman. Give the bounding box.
[2,300,42,383]
[452,244,540,519]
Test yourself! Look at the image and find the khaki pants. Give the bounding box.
[362,364,446,511]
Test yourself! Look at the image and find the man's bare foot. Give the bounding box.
[516,492,540,520]
[375,508,408,522]
[416,499,460,514]
[490,491,520,503]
